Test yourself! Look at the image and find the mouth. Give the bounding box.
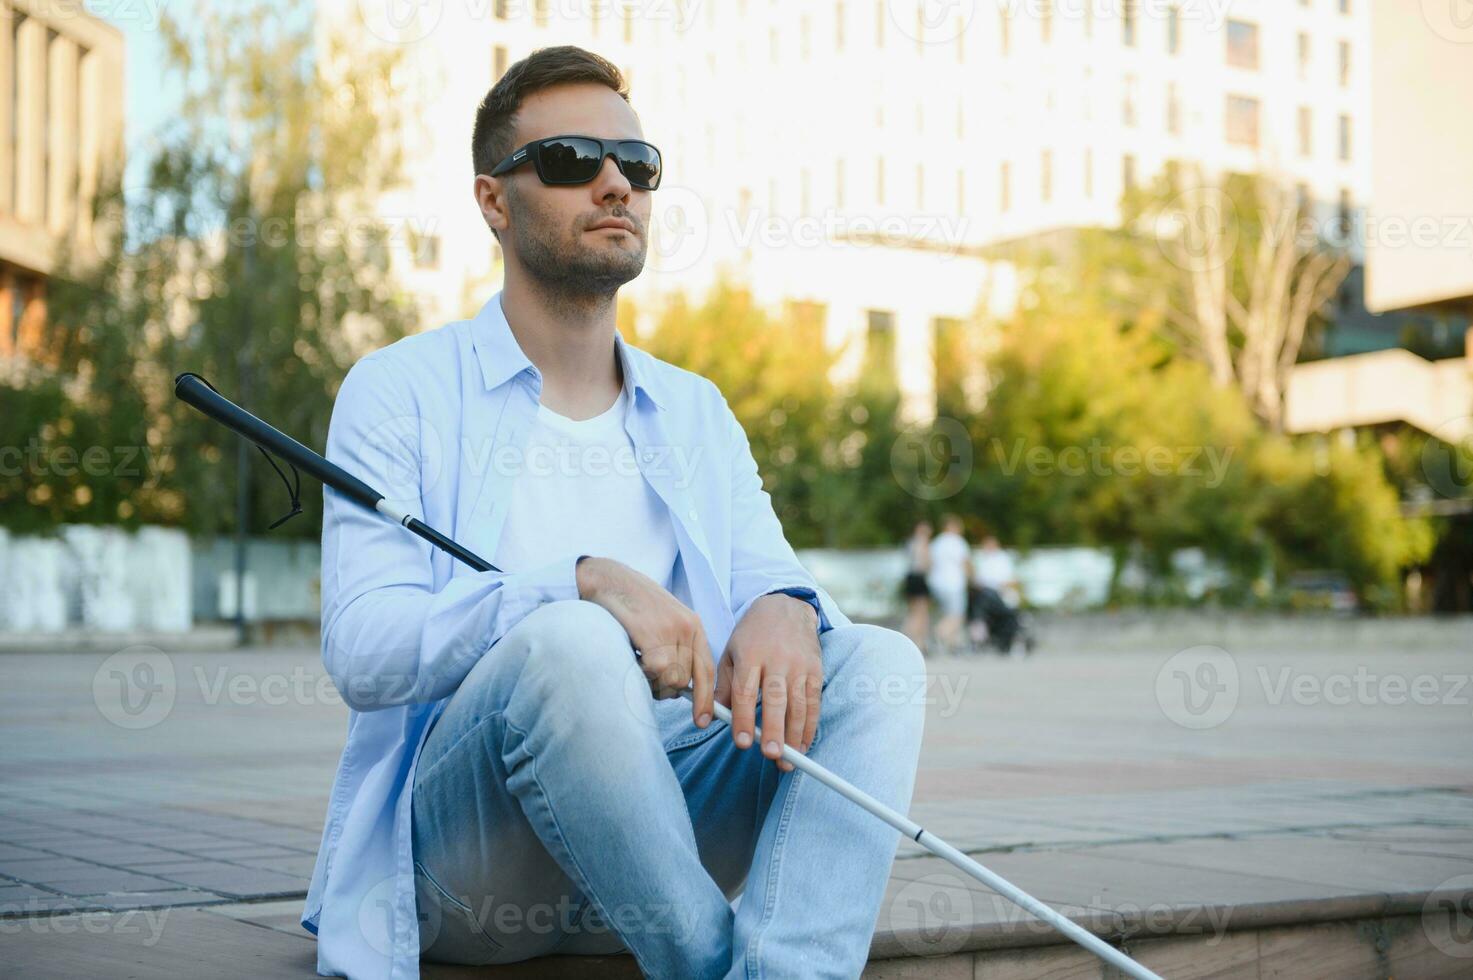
[587,217,637,235]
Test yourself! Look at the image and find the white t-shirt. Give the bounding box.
[974,548,1016,590]
[493,387,679,590]
[927,531,971,594]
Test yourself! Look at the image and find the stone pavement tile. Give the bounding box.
[200,844,312,860]
[861,952,973,978]
[112,859,245,876]
[97,889,228,910]
[3,907,320,979]
[884,847,1372,915]
[28,871,181,897]
[0,893,108,916]
[1325,824,1473,860]
[206,898,311,937]
[1085,835,1473,896]
[0,857,104,880]
[969,943,1100,980]
[154,866,308,899]
[1114,928,1263,980]
[235,855,317,877]
[37,842,186,865]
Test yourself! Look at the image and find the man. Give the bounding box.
[303,46,926,980]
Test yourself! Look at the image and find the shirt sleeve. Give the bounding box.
[722,393,845,635]
[318,355,582,711]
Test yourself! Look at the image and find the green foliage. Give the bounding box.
[2,2,413,539]
[640,281,915,548]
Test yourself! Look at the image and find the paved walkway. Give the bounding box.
[2,620,1471,975]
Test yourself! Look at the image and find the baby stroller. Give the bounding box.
[965,583,1035,656]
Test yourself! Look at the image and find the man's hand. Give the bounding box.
[716,593,822,772]
[576,556,715,728]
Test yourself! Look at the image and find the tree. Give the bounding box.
[11,3,415,539]
[1121,167,1351,431]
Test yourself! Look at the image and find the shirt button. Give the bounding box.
[642,451,654,463]
[688,509,698,521]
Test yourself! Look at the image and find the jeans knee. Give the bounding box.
[507,600,655,733]
[827,625,928,729]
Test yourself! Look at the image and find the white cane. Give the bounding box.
[680,689,1164,980]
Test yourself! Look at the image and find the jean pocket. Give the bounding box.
[414,860,504,964]
[662,713,728,753]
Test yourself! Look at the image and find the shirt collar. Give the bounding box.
[470,290,666,412]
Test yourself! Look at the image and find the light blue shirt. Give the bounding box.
[303,291,849,980]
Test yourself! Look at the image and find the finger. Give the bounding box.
[800,670,821,754]
[662,629,693,697]
[714,650,733,709]
[730,657,761,751]
[783,670,808,772]
[690,625,715,728]
[642,644,680,699]
[760,669,788,764]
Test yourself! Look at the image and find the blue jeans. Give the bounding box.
[410,599,926,979]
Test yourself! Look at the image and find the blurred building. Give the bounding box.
[0,0,124,360]
[327,0,1372,418]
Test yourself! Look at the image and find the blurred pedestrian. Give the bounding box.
[968,534,1025,655]
[901,520,933,653]
[927,514,971,653]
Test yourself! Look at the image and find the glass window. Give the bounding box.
[1226,95,1260,147]
[1226,20,1259,69]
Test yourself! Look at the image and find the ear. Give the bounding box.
[474,174,510,237]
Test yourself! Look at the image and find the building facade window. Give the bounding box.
[1123,1,1137,46]
[1041,149,1053,203]
[1298,106,1313,156]
[1226,20,1259,69]
[1338,114,1352,161]
[1226,95,1261,147]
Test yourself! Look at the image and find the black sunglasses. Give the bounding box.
[488,134,662,190]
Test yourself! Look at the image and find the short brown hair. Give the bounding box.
[472,46,629,177]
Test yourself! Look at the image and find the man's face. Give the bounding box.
[487,82,652,295]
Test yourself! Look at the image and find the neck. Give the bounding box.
[500,275,623,419]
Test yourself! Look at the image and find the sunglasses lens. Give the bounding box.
[537,137,603,183]
[617,142,661,189]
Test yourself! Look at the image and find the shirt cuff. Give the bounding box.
[760,586,832,635]
[503,555,584,625]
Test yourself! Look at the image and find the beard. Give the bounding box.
[508,184,648,300]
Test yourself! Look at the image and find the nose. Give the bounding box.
[589,152,632,204]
